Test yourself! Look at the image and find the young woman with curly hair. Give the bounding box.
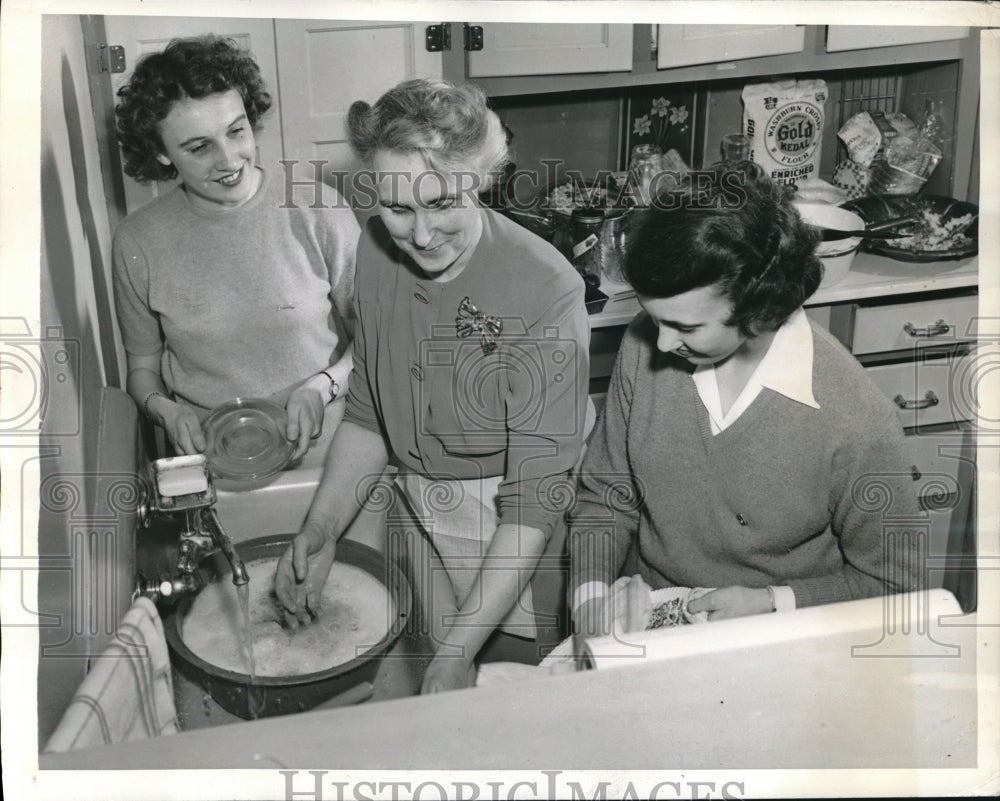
[112,35,359,460]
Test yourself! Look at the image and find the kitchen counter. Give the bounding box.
[591,253,979,328]
[39,590,987,779]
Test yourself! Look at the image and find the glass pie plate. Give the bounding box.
[202,397,294,481]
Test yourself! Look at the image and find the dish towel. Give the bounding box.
[44,596,178,753]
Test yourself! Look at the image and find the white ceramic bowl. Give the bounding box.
[793,201,866,287]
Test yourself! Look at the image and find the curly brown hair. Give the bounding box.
[625,161,822,336]
[115,35,272,183]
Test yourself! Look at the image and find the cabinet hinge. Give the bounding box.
[425,23,452,52]
[464,24,484,52]
[425,23,483,52]
[93,44,126,74]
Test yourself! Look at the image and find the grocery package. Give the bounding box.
[742,78,828,186]
[835,104,944,196]
[838,111,917,168]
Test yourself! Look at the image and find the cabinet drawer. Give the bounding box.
[865,351,976,428]
[904,429,972,490]
[851,294,977,356]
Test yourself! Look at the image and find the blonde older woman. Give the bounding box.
[275,78,590,693]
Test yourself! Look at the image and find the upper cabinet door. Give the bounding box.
[826,26,970,53]
[656,24,806,69]
[103,16,282,215]
[467,23,633,77]
[274,19,441,218]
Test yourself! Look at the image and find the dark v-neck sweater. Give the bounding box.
[569,312,921,608]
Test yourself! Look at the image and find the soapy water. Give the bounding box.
[182,556,394,677]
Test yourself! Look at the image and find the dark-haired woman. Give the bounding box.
[112,35,359,458]
[569,162,919,634]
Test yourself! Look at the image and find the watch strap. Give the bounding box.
[319,370,340,403]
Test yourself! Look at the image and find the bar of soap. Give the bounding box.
[157,466,208,497]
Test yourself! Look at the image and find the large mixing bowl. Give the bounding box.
[163,534,411,719]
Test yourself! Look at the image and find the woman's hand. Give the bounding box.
[686,586,772,621]
[274,523,336,630]
[158,400,207,455]
[285,385,325,460]
[421,654,477,694]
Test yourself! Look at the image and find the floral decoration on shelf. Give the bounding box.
[633,96,690,152]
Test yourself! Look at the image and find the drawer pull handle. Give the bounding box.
[911,465,922,481]
[894,391,939,410]
[903,319,950,337]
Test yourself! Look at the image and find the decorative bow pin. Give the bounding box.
[455,296,503,355]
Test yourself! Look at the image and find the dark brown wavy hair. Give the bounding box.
[625,161,822,336]
[115,35,272,183]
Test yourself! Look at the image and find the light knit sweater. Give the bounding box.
[569,312,921,608]
[112,168,359,412]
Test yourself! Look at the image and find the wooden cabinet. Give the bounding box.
[656,24,805,69]
[826,25,970,53]
[844,290,977,604]
[850,294,978,356]
[467,23,633,77]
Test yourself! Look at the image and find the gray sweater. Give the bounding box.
[569,312,922,608]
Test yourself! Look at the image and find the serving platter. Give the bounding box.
[842,194,978,263]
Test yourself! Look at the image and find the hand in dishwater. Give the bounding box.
[285,385,325,460]
[160,402,207,454]
[421,654,477,694]
[274,523,337,630]
[685,586,772,621]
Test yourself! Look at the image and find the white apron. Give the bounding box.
[395,471,537,639]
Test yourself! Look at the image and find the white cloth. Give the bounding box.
[395,472,537,638]
[44,597,178,753]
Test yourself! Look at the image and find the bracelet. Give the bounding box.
[319,369,340,403]
[142,390,166,419]
[765,585,777,613]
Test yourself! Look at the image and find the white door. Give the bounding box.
[103,15,282,214]
[656,24,805,69]
[274,19,442,223]
[826,25,969,53]
[468,23,633,78]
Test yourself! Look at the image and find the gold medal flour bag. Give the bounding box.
[742,79,828,186]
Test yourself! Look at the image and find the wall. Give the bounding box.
[36,14,126,744]
[493,90,623,205]
[496,61,968,200]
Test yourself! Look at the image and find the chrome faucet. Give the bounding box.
[136,454,249,601]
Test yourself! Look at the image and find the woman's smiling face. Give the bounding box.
[155,89,259,210]
[638,285,748,365]
[373,149,483,282]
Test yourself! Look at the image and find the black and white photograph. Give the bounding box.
[2,1,998,799]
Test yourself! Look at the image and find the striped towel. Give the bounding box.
[44,597,178,752]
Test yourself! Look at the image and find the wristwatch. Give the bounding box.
[319,369,340,404]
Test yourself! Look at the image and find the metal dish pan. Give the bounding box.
[163,535,412,719]
[841,194,978,263]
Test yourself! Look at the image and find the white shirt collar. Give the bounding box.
[692,308,819,434]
